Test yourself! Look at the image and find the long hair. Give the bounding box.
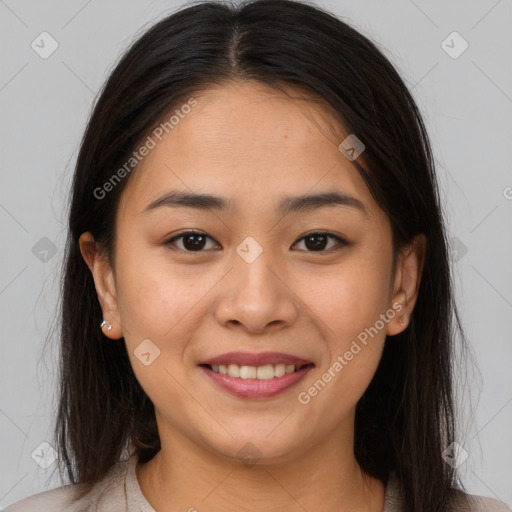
[55,1,469,509]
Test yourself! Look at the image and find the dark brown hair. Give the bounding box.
[54,1,471,510]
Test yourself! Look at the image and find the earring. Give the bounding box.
[398,315,407,325]
[100,320,112,331]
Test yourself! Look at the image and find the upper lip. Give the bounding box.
[199,351,313,367]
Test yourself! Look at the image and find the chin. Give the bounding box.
[205,429,310,467]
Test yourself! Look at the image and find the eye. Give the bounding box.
[165,231,220,252]
[292,232,348,252]
[164,230,349,253]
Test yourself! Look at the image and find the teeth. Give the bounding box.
[228,364,240,378]
[240,365,257,379]
[256,364,274,380]
[209,363,302,379]
[285,364,295,374]
[274,364,286,377]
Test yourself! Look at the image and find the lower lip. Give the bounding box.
[199,365,314,399]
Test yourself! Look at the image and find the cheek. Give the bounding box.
[114,256,210,399]
[113,246,202,342]
[296,263,391,422]
[302,256,392,347]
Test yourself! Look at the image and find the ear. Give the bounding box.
[79,232,124,339]
[386,233,426,336]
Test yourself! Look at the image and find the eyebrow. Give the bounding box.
[142,189,368,217]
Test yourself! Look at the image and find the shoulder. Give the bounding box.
[4,458,131,512]
[448,488,511,512]
[4,484,85,512]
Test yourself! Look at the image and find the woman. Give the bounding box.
[6,0,510,511]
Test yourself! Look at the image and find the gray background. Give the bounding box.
[1,0,511,508]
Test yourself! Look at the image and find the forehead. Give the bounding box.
[117,81,381,223]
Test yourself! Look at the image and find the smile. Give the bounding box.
[205,363,310,380]
[198,352,315,399]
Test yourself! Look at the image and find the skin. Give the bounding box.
[80,80,426,512]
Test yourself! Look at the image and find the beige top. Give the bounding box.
[5,454,511,511]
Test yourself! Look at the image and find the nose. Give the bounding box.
[213,245,300,335]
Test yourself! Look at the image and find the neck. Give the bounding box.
[136,422,386,512]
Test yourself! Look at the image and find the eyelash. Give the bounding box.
[164,230,349,253]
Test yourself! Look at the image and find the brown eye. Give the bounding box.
[165,231,220,252]
[293,232,348,252]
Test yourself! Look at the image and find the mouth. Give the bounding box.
[200,362,314,380]
[198,352,315,399]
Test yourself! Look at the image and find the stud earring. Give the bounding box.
[100,320,112,331]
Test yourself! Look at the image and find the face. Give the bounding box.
[81,80,423,465]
